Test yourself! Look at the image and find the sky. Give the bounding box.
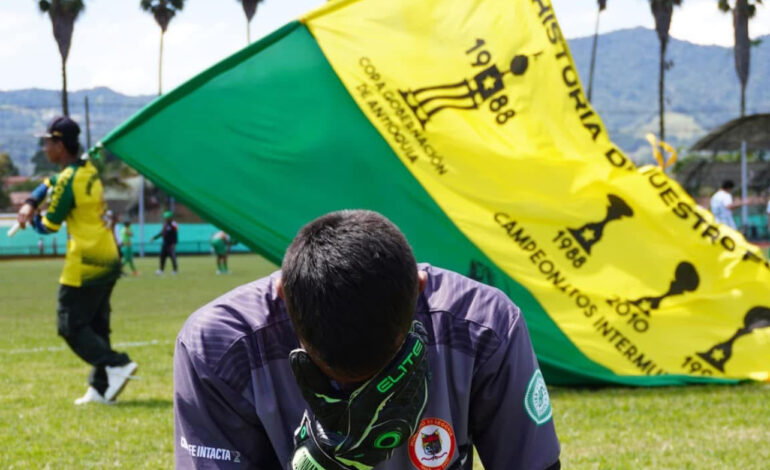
[1,0,768,96]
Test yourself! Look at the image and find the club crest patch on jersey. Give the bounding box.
[524,369,553,425]
[408,418,456,470]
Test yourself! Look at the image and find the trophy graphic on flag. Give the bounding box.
[697,306,770,372]
[568,194,633,254]
[629,262,700,315]
[399,55,530,129]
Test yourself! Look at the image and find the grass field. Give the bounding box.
[1,255,768,469]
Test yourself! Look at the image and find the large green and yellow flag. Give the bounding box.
[101,0,770,385]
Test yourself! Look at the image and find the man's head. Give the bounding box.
[722,180,735,191]
[124,220,131,227]
[164,210,173,221]
[39,116,81,165]
[279,210,421,384]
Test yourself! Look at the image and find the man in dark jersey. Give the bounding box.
[152,210,179,274]
[174,210,560,469]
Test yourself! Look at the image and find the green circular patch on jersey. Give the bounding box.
[524,369,552,425]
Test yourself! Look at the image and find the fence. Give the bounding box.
[0,222,252,257]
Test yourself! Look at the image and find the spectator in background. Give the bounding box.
[765,194,770,244]
[152,210,178,275]
[211,230,234,275]
[106,210,123,272]
[710,180,745,230]
[121,220,138,276]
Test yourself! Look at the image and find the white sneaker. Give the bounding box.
[104,362,138,401]
[172,270,178,276]
[74,386,113,405]
[155,269,163,275]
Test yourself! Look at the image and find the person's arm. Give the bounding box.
[174,339,282,469]
[17,179,53,229]
[172,223,179,245]
[469,302,561,470]
[25,173,74,235]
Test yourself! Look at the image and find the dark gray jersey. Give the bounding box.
[174,264,560,469]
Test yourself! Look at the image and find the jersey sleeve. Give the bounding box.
[469,303,561,470]
[174,339,282,469]
[42,170,74,231]
[26,179,51,207]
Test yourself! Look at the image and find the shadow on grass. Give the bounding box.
[116,398,172,409]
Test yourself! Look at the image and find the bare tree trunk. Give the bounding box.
[650,0,674,142]
[733,0,750,117]
[61,55,69,116]
[159,30,165,96]
[658,39,666,142]
[587,8,601,101]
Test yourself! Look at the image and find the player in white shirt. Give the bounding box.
[710,180,742,229]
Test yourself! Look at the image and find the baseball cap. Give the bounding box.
[163,210,173,219]
[36,116,81,142]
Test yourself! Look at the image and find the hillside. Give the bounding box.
[0,88,154,174]
[1,27,769,174]
[569,27,770,160]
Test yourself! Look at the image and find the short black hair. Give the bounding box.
[281,210,419,377]
[722,180,735,190]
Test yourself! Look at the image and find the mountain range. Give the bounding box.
[1,27,768,175]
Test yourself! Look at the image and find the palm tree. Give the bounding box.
[719,0,763,117]
[587,0,607,102]
[237,0,264,45]
[38,0,86,117]
[140,0,185,95]
[649,0,682,142]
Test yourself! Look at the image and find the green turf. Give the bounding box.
[1,256,768,469]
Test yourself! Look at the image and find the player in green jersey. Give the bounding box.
[17,116,138,405]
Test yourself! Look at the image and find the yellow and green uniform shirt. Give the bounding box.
[42,160,120,287]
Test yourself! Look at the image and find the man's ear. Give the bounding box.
[418,270,427,293]
[276,277,284,299]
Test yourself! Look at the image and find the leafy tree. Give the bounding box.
[140,0,185,95]
[0,152,20,177]
[0,151,18,210]
[718,0,764,117]
[38,0,86,116]
[32,139,59,175]
[237,0,264,45]
[587,0,607,102]
[649,0,682,142]
[0,186,10,210]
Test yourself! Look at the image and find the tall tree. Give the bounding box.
[38,0,86,116]
[238,0,264,45]
[0,152,20,178]
[587,0,607,102]
[649,0,682,142]
[140,0,185,95]
[719,0,763,117]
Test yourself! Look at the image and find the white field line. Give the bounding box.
[0,339,173,355]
